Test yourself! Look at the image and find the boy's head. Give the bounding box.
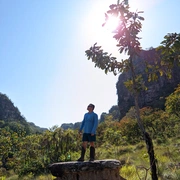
[87,103,95,110]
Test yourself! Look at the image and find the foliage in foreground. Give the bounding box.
[1,136,180,180]
[0,85,180,179]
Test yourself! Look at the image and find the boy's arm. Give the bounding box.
[91,114,98,134]
[79,114,85,132]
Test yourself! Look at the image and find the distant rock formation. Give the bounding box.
[61,122,81,130]
[48,159,126,180]
[116,49,180,119]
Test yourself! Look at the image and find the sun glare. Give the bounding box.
[83,0,123,56]
[104,16,120,32]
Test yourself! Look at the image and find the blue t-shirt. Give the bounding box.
[79,112,98,134]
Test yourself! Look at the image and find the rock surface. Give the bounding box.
[48,159,126,180]
[116,49,180,118]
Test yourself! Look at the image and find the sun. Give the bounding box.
[103,15,120,32]
[83,0,123,54]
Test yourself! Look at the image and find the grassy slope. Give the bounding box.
[96,136,180,180]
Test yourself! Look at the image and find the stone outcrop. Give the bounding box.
[116,49,180,119]
[61,122,81,130]
[48,159,126,180]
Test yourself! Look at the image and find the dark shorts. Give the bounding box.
[82,133,96,142]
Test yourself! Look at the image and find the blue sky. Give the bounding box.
[0,0,180,128]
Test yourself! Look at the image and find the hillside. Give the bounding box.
[0,93,46,134]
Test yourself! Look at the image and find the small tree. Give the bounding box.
[85,1,158,179]
[157,33,180,69]
[165,84,180,118]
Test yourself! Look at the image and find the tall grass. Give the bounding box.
[118,137,180,180]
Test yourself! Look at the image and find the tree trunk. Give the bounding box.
[130,57,158,180]
[144,132,158,180]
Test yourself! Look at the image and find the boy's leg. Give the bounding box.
[82,141,88,149]
[77,133,88,161]
[90,141,95,147]
[89,136,96,161]
[77,142,87,161]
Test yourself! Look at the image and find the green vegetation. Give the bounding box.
[0,86,180,179]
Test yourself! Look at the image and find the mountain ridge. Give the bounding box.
[0,92,47,134]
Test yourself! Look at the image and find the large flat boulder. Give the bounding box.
[48,159,126,180]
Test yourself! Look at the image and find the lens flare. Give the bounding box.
[104,16,120,32]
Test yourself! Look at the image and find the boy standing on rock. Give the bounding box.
[77,103,98,161]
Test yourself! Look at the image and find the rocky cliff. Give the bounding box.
[116,49,180,119]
